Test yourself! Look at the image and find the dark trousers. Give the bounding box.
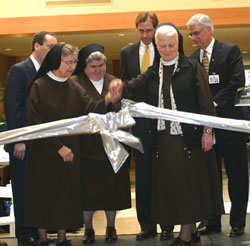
[208,133,249,229]
[9,154,38,242]
[134,136,173,232]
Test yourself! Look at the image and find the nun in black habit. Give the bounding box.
[71,43,131,245]
[25,43,113,246]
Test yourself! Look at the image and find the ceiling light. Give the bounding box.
[118,33,125,37]
[242,51,248,54]
[5,48,12,51]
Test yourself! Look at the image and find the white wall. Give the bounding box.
[1,0,250,18]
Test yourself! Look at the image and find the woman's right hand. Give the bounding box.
[58,145,74,162]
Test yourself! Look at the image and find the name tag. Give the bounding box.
[209,74,220,84]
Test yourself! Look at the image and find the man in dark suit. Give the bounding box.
[120,12,176,241]
[4,31,57,246]
[187,13,249,237]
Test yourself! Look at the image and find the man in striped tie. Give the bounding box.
[187,13,248,238]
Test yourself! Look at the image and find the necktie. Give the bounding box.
[141,45,150,73]
[202,50,209,74]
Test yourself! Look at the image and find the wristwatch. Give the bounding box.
[203,128,213,134]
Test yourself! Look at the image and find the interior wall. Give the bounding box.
[1,0,250,18]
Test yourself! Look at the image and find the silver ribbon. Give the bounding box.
[122,99,250,133]
[0,107,143,173]
[1,99,250,173]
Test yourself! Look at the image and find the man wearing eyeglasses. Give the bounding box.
[187,13,248,238]
[4,31,57,246]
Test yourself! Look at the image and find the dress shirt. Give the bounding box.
[199,37,215,63]
[30,55,41,72]
[139,42,155,72]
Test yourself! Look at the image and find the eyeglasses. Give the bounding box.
[61,59,78,66]
[188,28,206,38]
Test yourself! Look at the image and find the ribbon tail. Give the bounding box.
[101,131,129,173]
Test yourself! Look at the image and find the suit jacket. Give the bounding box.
[4,57,37,153]
[189,40,245,118]
[189,40,246,139]
[120,41,160,81]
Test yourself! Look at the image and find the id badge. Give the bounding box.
[209,74,220,84]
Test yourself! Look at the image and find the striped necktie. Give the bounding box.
[141,45,150,73]
[202,50,209,74]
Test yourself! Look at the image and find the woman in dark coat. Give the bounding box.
[71,43,131,245]
[109,25,224,246]
[25,43,112,246]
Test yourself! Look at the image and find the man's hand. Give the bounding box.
[58,145,74,162]
[13,143,26,160]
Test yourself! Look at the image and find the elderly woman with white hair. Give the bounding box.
[109,24,224,246]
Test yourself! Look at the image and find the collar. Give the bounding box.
[161,55,179,66]
[30,55,40,72]
[89,77,104,85]
[140,41,154,51]
[47,71,68,82]
[202,37,215,56]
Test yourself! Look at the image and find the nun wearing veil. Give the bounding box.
[24,43,113,246]
[71,43,131,245]
[108,25,224,246]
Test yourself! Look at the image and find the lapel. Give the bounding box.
[25,58,37,85]
[209,40,222,73]
[131,42,140,75]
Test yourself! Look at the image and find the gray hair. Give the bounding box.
[86,51,106,64]
[186,14,214,32]
[61,44,79,57]
[155,25,178,44]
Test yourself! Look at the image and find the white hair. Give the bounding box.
[186,14,214,32]
[155,25,178,44]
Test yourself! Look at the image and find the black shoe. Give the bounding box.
[160,230,174,241]
[169,237,191,246]
[105,227,117,243]
[199,226,221,235]
[229,227,244,237]
[136,230,157,241]
[191,231,201,244]
[18,237,38,246]
[83,228,95,245]
[38,242,49,246]
[56,240,72,246]
[47,238,56,244]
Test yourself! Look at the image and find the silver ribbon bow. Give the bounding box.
[0,106,143,173]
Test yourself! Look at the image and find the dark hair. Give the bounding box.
[31,31,55,51]
[135,12,158,28]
